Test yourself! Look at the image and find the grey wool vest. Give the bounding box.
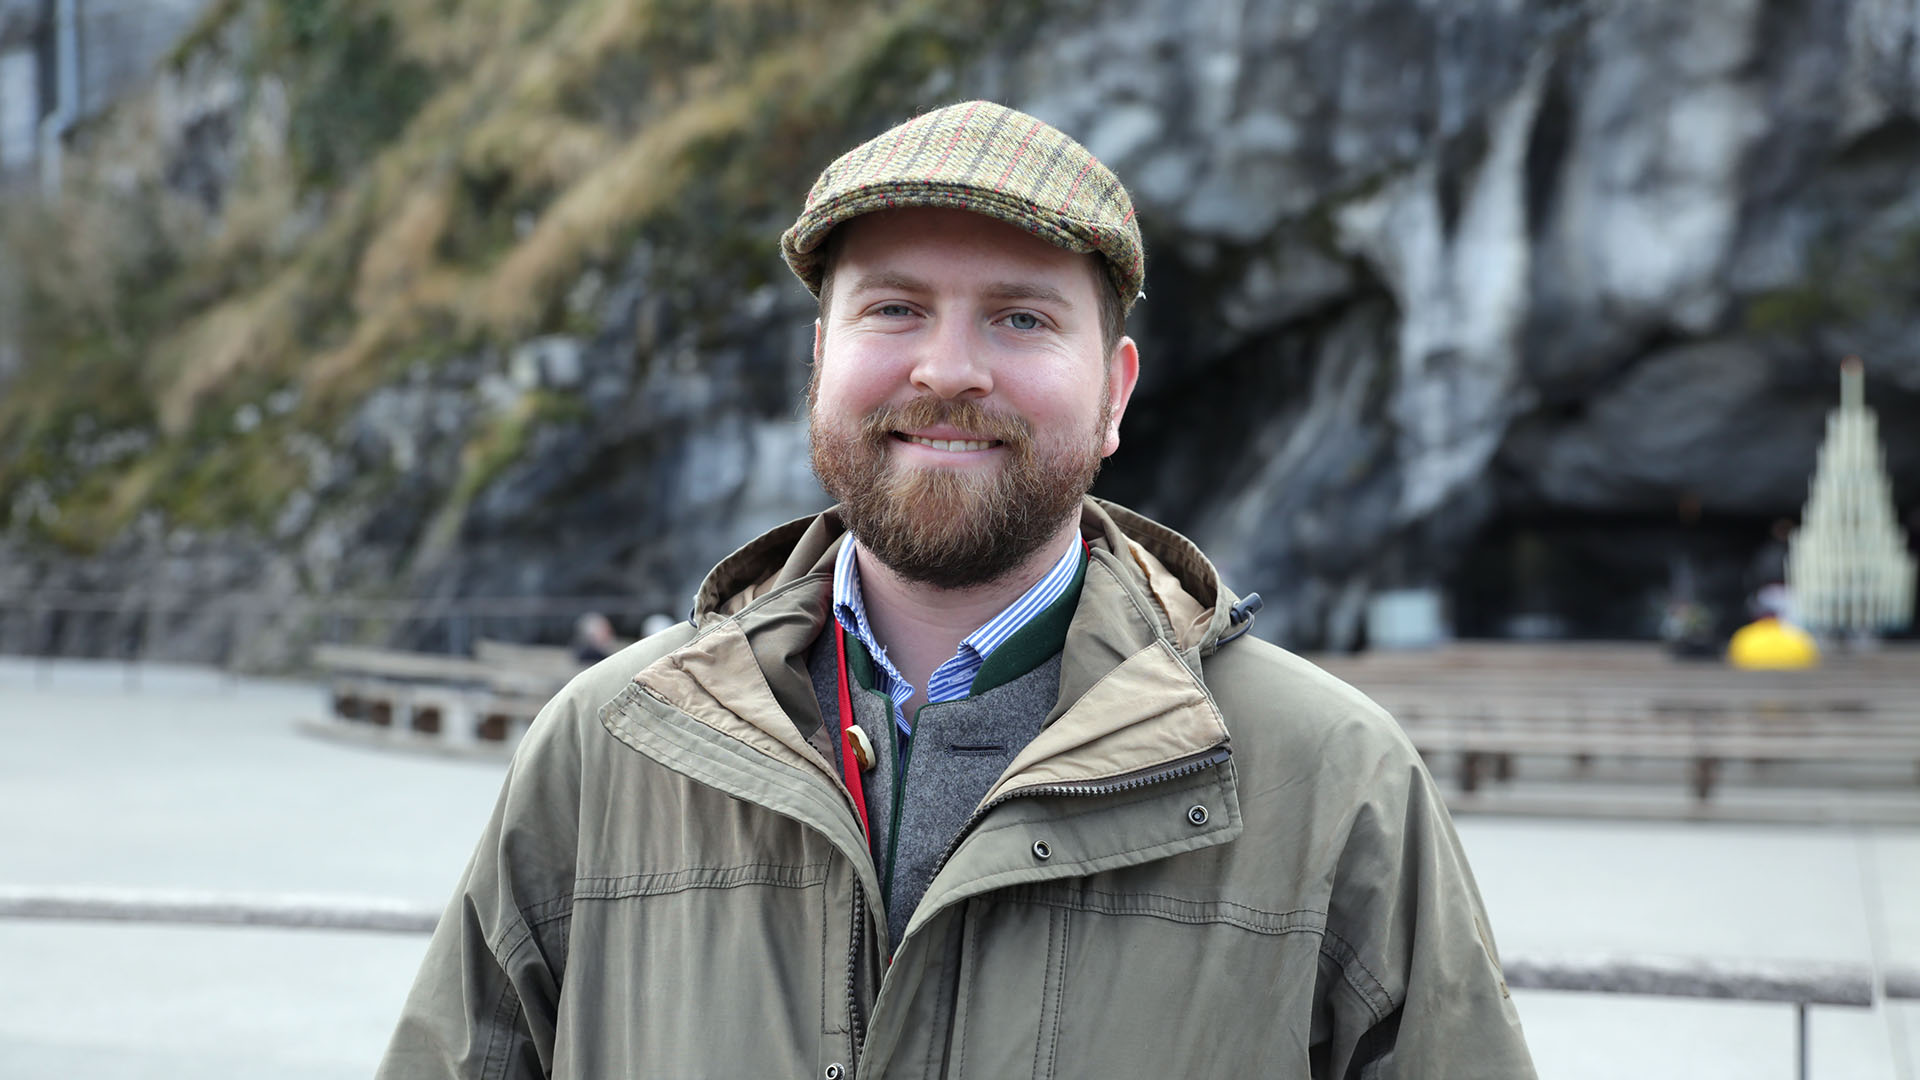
[808,633,1063,951]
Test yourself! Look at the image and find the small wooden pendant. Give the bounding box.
[845,725,876,771]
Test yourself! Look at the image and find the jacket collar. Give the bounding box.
[629,497,1239,802]
[687,497,1241,650]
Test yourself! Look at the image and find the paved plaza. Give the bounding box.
[1,657,1915,1078]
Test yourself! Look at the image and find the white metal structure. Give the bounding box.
[1788,358,1916,634]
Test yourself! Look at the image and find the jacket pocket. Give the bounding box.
[945,899,1068,1080]
[554,862,833,1075]
[954,883,1328,1079]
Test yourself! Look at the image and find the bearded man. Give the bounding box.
[381,101,1536,1079]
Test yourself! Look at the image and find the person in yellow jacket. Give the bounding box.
[1728,585,1820,669]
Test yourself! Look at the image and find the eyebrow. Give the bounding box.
[848,271,931,296]
[846,272,1074,308]
[984,282,1073,308]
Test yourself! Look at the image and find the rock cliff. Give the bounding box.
[2,0,1917,664]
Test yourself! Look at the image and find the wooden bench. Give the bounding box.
[473,640,582,683]
[1304,643,1920,812]
[313,644,571,750]
[1403,726,1920,798]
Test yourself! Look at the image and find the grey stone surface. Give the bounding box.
[0,660,508,1079]
[1,660,1918,1076]
[1,921,430,1080]
[1459,815,1920,1078]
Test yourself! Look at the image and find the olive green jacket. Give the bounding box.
[379,499,1534,1079]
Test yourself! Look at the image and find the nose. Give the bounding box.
[908,317,992,400]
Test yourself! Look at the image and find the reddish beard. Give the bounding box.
[809,390,1107,590]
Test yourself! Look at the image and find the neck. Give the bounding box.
[853,516,1081,712]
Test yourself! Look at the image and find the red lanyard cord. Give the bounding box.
[833,620,872,844]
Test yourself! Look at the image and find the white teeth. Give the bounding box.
[907,436,993,452]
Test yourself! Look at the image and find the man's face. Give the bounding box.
[808,207,1140,589]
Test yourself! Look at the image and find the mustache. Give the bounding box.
[858,396,1033,450]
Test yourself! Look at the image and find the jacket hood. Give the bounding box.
[688,497,1244,656]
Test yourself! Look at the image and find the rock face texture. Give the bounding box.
[4,0,1919,663]
[1022,0,1920,645]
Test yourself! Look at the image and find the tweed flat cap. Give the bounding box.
[782,100,1144,310]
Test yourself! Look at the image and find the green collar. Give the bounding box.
[844,625,878,692]
[968,548,1087,696]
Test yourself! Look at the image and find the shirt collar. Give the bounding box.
[954,539,1081,662]
[830,534,1081,680]
[831,538,906,691]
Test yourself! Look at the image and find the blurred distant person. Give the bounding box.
[1727,585,1819,670]
[1661,493,1722,658]
[570,612,617,664]
[1744,518,1795,599]
[380,102,1533,1078]
[1661,556,1717,659]
[1661,597,1718,658]
[1750,583,1799,627]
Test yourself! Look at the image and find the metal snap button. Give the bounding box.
[1187,805,1209,826]
[824,1064,846,1080]
[1031,839,1052,860]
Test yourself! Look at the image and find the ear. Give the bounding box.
[1100,336,1141,458]
[812,318,823,365]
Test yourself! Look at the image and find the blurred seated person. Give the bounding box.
[572,612,618,664]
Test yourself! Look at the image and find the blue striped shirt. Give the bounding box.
[831,536,1083,741]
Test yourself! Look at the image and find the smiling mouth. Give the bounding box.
[892,433,1003,452]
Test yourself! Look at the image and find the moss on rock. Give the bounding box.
[1,0,1046,553]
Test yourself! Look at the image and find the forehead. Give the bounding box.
[828,207,1102,299]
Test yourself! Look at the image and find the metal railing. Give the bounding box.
[1,886,1912,1079]
[0,592,678,678]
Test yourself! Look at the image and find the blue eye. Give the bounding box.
[1007,312,1041,330]
[877,303,914,317]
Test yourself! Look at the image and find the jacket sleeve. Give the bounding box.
[376,675,597,1079]
[1316,734,1537,1079]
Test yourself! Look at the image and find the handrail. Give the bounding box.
[1501,953,1875,1007]
[2,885,1912,1003]
[1886,965,1920,1000]
[0,592,672,618]
[0,593,679,672]
[0,885,439,933]
[6,886,1910,1079]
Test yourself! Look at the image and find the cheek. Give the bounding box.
[810,361,869,416]
[814,341,901,406]
[1004,370,1106,430]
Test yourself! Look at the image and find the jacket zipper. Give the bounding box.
[845,879,867,1070]
[927,745,1233,883]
